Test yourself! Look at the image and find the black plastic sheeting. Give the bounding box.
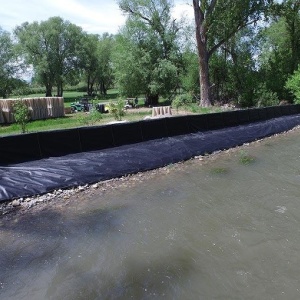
[2,105,300,165]
[1,113,300,202]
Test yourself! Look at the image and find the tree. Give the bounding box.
[257,19,292,100]
[78,33,115,96]
[13,100,30,133]
[0,28,22,98]
[272,0,300,71]
[180,50,200,99]
[78,33,101,96]
[15,17,84,97]
[192,0,272,106]
[256,0,300,101]
[116,0,182,105]
[96,33,115,96]
[211,27,262,107]
[285,66,300,103]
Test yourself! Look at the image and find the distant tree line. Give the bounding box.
[1,0,300,108]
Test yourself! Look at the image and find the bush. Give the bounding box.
[285,67,300,104]
[78,109,103,126]
[107,99,126,121]
[12,100,30,133]
[172,94,192,112]
[254,84,279,107]
[23,86,46,95]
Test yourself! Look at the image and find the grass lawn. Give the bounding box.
[0,90,225,136]
[0,109,153,136]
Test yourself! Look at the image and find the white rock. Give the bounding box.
[12,200,20,207]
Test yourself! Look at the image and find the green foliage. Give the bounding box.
[15,17,84,97]
[78,33,115,96]
[172,94,192,112]
[285,66,300,103]
[257,19,293,101]
[208,27,262,108]
[115,0,183,104]
[14,86,46,96]
[180,51,200,97]
[254,84,279,107]
[189,104,201,113]
[12,81,32,97]
[78,109,103,126]
[0,28,22,98]
[12,100,30,133]
[193,0,271,106]
[107,98,126,121]
[257,1,300,101]
[2,0,299,111]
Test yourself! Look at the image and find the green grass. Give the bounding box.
[186,104,224,114]
[1,90,224,136]
[0,109,153,136]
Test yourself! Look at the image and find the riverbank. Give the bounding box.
[1,125,300,219]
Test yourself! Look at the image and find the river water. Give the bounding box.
[1,131,300,299]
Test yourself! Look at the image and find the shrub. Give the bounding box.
[285,67,300,104]
[78,109,103,126]
[172,94,192,113]
[107,99,126,121]
[254,84,279,107]
[12,99,30,133]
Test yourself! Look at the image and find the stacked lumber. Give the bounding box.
[152,106,172,118]
[0,97,65,124]
[0,99,15,123]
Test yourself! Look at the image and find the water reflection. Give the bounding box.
[1,132,300,299]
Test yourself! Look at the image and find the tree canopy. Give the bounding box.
[0,0,300,109]
[115,0,183,105]
[0,28,25,98]
[15,17,84,97]
[192,0,273,106]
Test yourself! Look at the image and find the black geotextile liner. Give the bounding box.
[1,114,300,202]
[2,105,300,165]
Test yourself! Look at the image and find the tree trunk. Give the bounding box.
[99,80,107,95]
[45,84,52,97]
[145,94,159,107]
[87,75,91,96]
[56,81,63,97]
[87,75,95,96]
[198,50,211,107]
[193,0,212,107]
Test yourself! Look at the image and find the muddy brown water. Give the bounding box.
[1,131,300,299]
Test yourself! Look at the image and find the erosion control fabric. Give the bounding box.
[1,113,300,202]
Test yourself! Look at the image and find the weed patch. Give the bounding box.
[239,150,255,165]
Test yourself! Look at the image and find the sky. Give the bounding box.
[0,0,193,35]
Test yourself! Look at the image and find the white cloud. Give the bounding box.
[0,0,193,35]
[0,0,126,34]
[171,2,194,20]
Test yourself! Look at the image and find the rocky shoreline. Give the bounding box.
[1,125,300,218]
